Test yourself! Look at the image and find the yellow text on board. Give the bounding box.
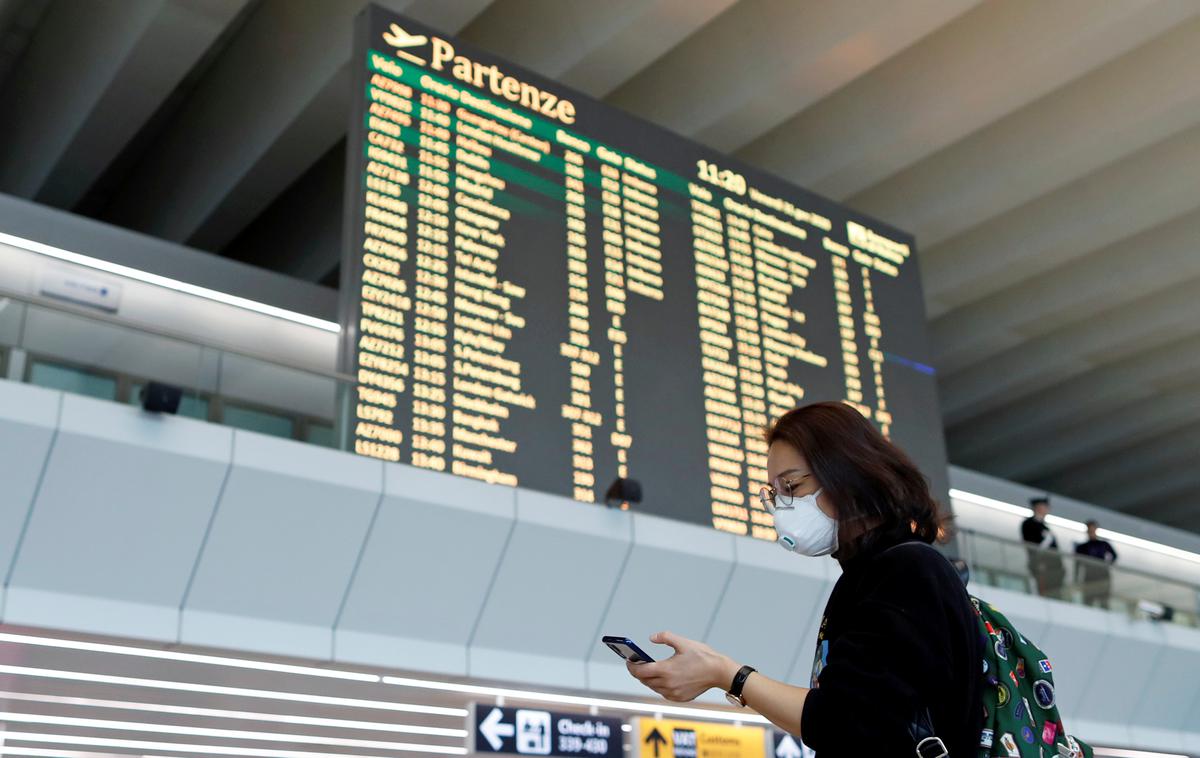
[635,718,765,758]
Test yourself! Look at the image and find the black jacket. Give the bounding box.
[800,534,984,757]
[1021,517,1058,550]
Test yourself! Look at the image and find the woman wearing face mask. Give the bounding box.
[626,401,983,758]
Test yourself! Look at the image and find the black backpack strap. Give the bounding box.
[909,708,949,758]
[876,542,954,757]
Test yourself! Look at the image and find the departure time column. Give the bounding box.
[559,144,603,502]
[409,90,454,472]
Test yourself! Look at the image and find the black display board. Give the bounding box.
[340,5,950,539]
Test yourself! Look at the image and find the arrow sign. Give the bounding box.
[481,707,516,751]
[473,705,621,758]
[645,728,668,758]
[774,734,802,758]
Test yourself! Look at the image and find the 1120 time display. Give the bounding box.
[696,159,746,195]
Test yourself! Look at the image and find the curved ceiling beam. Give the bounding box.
[922,122,1200,320]
[932,205,1200,375]
[98,0,491,252]
[848,15,1200,248]
[984,383,1200,481]
[734,0,1198,200]
[0,0,249,207]
[939,275,1200,425]
[605,0,979,152]
[948,332,1200,465]
[1034,425,1200,500]
[459,0,737,99]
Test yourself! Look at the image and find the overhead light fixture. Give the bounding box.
[949,488,1200,565]
[0,689,466,737]
[0,730,460,758]
[0,749,123,758]
[949,488,1031,517]
[0,232,340,333]
[0,632,763,725]
[0,632,377,682]
[0,664,466,717]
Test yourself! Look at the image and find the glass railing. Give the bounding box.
[0,289,357,449]
[958,528,1199,628]
[2,288,1198,628]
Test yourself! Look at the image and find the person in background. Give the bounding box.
[1075,519,1117,609]
[1021,496,1065,598]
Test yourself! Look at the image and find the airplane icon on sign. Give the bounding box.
[382,23,427,65]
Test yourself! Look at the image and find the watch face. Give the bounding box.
[725,692,744,707]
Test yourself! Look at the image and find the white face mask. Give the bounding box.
[772,488,838,556]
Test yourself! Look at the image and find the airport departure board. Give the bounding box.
[339,5,950,539]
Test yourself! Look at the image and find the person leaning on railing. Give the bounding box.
[1021,496,1066,599]
[1074,519,1117,609]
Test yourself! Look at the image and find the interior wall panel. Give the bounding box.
[180,431,381,659]
[4,393,229,641]
[469,489,631,689]
[0,380,59,616]
[587,514,736,696]
[334,463,517,675]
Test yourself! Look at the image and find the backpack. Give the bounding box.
[970,597,1094,758]
[875,542,1095,758]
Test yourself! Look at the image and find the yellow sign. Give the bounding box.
[635,718,766,758]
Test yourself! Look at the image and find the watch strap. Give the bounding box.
[729,664,756,698]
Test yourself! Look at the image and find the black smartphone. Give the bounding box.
[602,635,655,663]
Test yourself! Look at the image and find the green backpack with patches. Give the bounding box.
[970,597,1093,758]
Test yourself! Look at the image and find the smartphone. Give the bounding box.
[602,635,655,663]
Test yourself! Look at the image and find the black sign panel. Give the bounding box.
[473,705,623,758]
[771,731,813,758]
[341,6,950,537]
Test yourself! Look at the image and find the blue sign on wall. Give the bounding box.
[473,705,623,758]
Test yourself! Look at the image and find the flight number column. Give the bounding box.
[352,67,414,463]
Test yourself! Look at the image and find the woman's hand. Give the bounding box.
[626,631,739,702]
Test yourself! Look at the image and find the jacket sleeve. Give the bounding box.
[800,596,947,753]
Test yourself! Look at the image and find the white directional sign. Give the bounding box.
[472,705,623,758]
[481,706,518,751]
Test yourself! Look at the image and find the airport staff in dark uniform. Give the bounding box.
[624,402,983,758]
[1075,519,1117,609]
[1022,496,1065,599]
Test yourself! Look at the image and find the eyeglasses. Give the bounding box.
[758,473,811,515]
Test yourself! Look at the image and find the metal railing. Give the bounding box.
[958,528,1199,627]
[0,288,356,448]
[2,288,1198,627]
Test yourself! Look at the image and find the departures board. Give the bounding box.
[339,5,950,540]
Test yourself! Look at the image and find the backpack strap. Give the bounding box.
[909,708,948,758]
[875,540,956,757]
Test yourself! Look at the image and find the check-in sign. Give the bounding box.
[473,705,623,758]
[634,718,766,758]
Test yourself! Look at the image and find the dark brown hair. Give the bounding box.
[764,401,952,560]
